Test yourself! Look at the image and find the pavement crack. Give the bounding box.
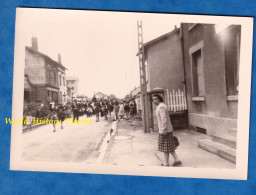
[153,152,163,163]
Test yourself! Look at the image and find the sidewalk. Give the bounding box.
[105,118,235,169]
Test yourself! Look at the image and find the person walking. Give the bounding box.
[114,101,119,121]
[94,103,100,122]
[72,100,79,122]
[103,104,108,120]
[108,102,114,117]
[118,101,125,119]
[57,105,66,129]
[152,94,182,167]
[51,109,58,132]
[124,101,130,119]
[129,100,135,117]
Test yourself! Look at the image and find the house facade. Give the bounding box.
[181,23,240,136]
[24,37,67,108]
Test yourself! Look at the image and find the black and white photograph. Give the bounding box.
[10,8,253,180]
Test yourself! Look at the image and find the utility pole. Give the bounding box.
[137,21,150,133]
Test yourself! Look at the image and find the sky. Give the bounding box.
[16,8,180,98]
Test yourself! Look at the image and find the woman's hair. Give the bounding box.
[153,94,164,102]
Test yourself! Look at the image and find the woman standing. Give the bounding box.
[152,94,182,167]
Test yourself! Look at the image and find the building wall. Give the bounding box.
[182,23,239,135]
[25,48,60,107]
[45,58,59,88]
[131,86,140,97]
[24,76,37,108]
[67,77,79,96]
[145,29,184,92]
[58,69,67,104]
[35,86,58,104]
[25,49,46,84]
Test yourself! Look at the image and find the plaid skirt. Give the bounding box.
[158,132,176,152]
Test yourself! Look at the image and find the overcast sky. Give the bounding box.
[17,8,180,98]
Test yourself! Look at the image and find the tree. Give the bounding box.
[109,94,116,100]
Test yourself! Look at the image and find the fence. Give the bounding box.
[166,89,187,112]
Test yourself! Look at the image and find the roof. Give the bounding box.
[66,76,79,81]
[95,92,105,96]
[143,27,180,49]
[25,46,67,71]
[76,94,87,98]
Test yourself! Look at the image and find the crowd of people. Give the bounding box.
[23,98,138,132]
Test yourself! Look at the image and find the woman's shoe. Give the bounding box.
[172,161,182,166]
[160,163,169,167]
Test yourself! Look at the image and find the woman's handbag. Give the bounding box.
[173,136,179,147]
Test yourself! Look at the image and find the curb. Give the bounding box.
[97,120,118,164]
[22,123,46,132]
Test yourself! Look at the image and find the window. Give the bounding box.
[50,71,54,85]
[59,75,62,86]
[223,26,241,96]
[191,49,205,97]
[189,41,205,99]
[63,77,65,87]
[52,70,57,86]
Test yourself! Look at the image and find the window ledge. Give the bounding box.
[192,96,205,101]
[227,95,238,101]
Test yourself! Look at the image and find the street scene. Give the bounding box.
[18,9,244,172]
[22,115,112,163]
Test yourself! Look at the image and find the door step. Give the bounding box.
[212,134,237,149]
[228,128,237,137]
[198,139,236,164]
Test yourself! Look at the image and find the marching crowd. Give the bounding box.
[23,99,138,132]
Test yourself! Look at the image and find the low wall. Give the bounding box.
[188,113,237,136]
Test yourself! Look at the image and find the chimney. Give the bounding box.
[31,37,38,51]
[58,53,62,64]
[174,25,177,29]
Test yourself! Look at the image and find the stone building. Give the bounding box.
[24,37,67,108]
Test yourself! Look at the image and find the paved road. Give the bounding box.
[22,115,112,163]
